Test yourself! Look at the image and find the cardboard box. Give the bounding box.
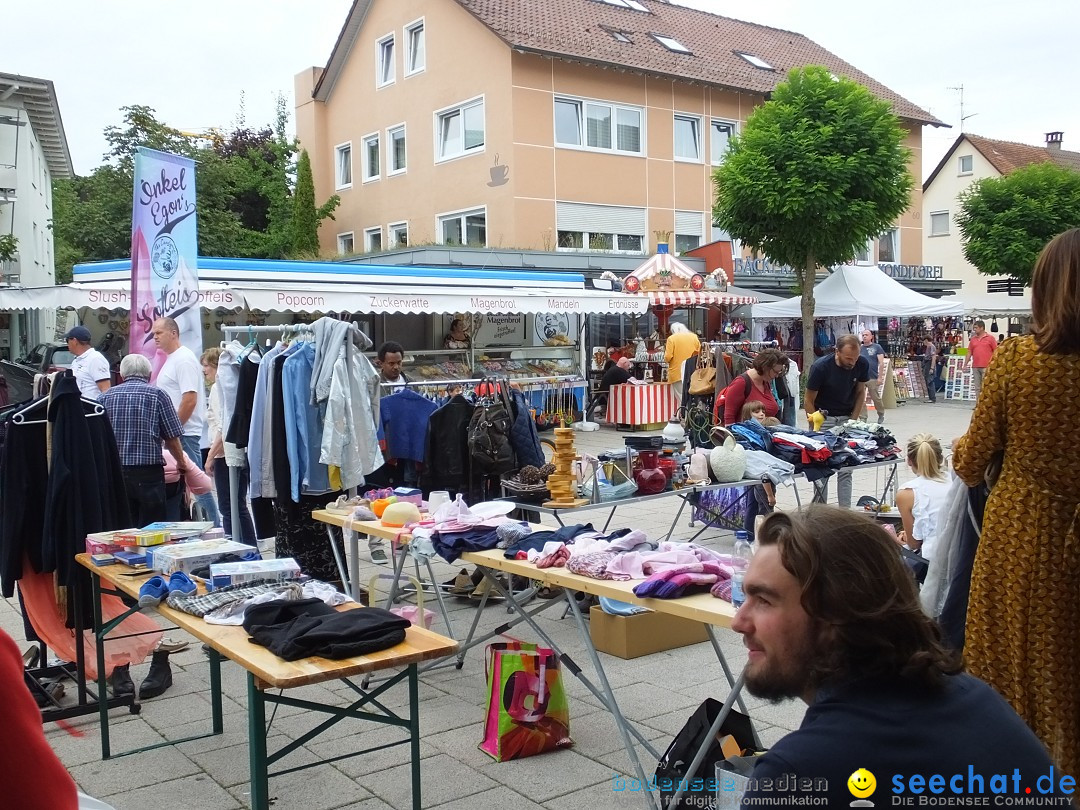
[148,539,252,575]
[589,604,709,659]
[210,558,301,590]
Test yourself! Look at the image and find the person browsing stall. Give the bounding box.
[858,328,886,424]
[584,357,641,420]
[965,319,998,399]
[65,325,111,400]
[921,336,940,403]
[732,507,1069,807]
[952,227,1080,776]
[803,334,869,509]
[722,348,787,425]
[894,433,951,561]
[152,317,221,526]
[664,322,700,400]
[376,341,409,399]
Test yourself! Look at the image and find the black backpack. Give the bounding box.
[467,380,517,476]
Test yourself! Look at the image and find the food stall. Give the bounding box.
[607,245,758,429]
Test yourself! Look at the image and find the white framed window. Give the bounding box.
[853,238,873,264]
[554,96,643,155]
[376,33,395,87]
[404,19,425,76]
[929,211,950,237]
[556,202,646,255]
[877,227,899,264]
[595,0,649,9]
[711,120,735,165]
[435,97,485,161]
[557,230,644,254]
[958,154,973,175]
[653,34,691,54]
[734,51,774,70]
[673,114,702,161]
[362,133,380,182]
[364,227,383,252]
[389,222,409,248]
[334,142,352,189]
[337,232,355,255]
[438,207,487,246]
[387,124,407,174]
[675,210,704,254]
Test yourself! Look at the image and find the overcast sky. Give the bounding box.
[8,0,1078,179]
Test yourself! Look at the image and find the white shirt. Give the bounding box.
[901,474,953,561]
[156,345,206,438]
[70,347,111,401]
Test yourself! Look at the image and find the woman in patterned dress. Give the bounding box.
[952,228,1080,775]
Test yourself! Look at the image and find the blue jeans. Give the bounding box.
[213,460,256,545]
[180,435,222,527]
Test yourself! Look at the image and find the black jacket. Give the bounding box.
[243,598,409,661]
[419,394,475,494]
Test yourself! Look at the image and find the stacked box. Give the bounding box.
[114,529,171,547]
[86,528,141,556]
[209,558,301,590]
[148,539,253,575]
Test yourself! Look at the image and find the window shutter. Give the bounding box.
[675,210,704,236]
[556,202,646,234]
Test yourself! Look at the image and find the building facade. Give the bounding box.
[0,73,73,358]
[923,131,1080,302]
[296,0,940,273]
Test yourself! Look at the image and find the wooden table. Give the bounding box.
[456,549,755,810]
[76,553,458,810]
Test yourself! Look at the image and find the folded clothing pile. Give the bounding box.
[242,599,410,661]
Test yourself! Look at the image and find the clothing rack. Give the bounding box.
[379,374,582,388]
[705,339,779,350]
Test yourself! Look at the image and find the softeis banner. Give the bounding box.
[129,147,202,378]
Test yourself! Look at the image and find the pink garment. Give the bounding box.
[605,549,702,580]
[162,447,214,494]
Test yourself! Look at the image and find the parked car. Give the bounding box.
[0,343,75,403]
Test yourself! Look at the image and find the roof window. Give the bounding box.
[735,51,774,70]
[595,0,649,12]
[653,34,691,54]
[606,28,633,43]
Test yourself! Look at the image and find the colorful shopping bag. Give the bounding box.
[479,642,572,761]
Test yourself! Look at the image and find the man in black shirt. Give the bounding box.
[732,507,1068,808]
[804,334,869,509]
[584,357,634,420]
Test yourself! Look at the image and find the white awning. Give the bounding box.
[232,283,648,315]
[0,281,241,311]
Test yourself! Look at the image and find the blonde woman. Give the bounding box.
[895,434,951,561]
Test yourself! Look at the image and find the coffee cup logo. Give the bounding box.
[488,153,509,186]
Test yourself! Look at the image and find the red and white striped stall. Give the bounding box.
[605,383,679,428]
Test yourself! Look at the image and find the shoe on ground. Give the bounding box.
[157,637,190,654]
[370,547,389,565]
[167,571,197,596]
[876,415,885,425]
[139,651,173,700]
[109,664,135,698]
[470,578,506,602]
[138,575,170,608]
[444,568,472,595]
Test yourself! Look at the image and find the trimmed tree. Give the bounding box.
[289,148,339,258]
[957,161,1080,287]
[713,66,913,376]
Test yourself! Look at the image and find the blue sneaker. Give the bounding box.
[167,571,197,596]
[138,576,170,608]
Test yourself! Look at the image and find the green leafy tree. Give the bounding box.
[957,161,1080,286]
[713,66,913,375]
[289,149,339,257]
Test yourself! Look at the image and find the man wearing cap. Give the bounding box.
[65,326,111,400]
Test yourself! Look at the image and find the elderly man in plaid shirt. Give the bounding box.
[99,353,191,525]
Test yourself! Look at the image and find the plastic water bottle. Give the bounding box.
[730,530,753,609]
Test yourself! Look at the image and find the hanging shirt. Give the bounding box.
[248,342,285,500]
[319,333,384,491]
[380,388,438,463]
[282,341,331,501]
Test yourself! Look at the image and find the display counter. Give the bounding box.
[605,382,678,430]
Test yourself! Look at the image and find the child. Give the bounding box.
[739,406,778,541]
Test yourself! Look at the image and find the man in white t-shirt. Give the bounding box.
[65,326,111,400]
[152,316,219,526]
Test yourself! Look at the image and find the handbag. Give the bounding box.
[709,426,747,483]
[654,698,761,810]
[687,353,716,396]
[479,642,573,761]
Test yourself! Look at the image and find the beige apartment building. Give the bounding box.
[296,0,941,267]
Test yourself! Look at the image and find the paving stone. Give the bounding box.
[478,748,616,802]
[361,752,498,810]
[185,734,297,787]
[226,761,373,810]
[45,716,164,768]
[99,773,242,810]
[70,745,201,798]
[304,723,439,779]
[426,785,546,810]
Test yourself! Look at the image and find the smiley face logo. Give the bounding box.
[847,768,877,799]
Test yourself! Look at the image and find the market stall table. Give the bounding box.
[605,382,679,430]
[75,553,458,810]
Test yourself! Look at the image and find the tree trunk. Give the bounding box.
[801,252,817,384]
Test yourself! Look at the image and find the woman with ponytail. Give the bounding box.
[895,433,951,560]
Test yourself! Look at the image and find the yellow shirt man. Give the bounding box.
[664,324,701,398]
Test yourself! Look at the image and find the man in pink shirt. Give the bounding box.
[966,320,998,399]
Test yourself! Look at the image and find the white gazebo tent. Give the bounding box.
[750,264,964,319]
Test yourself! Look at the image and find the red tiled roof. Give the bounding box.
[924,133,1080,190]
[452,0,943,125]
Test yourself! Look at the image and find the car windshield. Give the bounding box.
[50,349,75,366]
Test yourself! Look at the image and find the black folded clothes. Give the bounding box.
[242,598,410,661]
